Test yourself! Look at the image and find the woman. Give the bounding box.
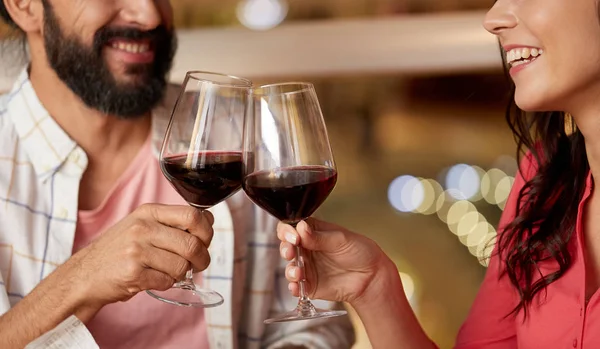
[277,0,600,348]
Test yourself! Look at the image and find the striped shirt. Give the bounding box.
[0,69,355,349]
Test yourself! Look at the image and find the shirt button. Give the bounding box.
[573,338,578,347]
[57,207,69,219]
[70,151,80,163]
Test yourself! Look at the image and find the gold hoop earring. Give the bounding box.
[564,112,577,135]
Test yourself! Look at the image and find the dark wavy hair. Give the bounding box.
[496,50,589,318]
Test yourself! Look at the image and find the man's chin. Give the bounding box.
[113,72,153,86]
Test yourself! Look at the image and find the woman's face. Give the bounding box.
[484,0,600,113]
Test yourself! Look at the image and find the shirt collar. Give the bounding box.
[586,170,593,189]
[2,70,172,183]
[4,69,80,182]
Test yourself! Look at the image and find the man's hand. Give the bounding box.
[69,203,215,308]
[0,204,215,349]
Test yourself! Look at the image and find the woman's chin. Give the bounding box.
[513,88,565,113]
[514,97,552,113]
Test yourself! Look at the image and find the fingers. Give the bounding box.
[299,219,353,254]
[140,204,215,247]
[285,267,313,297]
[142,246,191,281]
[285,263,303,282]
[139,269,176,292]
[279,242,296,261]
[185,210,214,247]
[148,226,211,272]
[277,222,299,246]
[277,220,322,251]
[288,282,300,297]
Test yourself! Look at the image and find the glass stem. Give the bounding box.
[184,269,194,284]
[178,206,203,288]
[295,245,309,301]
[294,244,317,316]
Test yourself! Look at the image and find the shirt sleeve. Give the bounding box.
[455,153,537,349]
[0,274,98,349]
[25,315,99,349]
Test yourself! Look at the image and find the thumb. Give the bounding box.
[297,218,351,254]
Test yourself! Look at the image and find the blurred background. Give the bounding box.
[1,1,517,348]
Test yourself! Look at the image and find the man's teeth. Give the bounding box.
[110,42,150,54]
[506,47,543,66]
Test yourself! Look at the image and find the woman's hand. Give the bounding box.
[277,218,396,306]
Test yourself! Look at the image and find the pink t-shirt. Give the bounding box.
[72,136,210,349]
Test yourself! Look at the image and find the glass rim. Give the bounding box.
[253,82,314,97]
[185,70,253,88]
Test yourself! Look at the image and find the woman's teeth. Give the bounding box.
[506,47,543,66]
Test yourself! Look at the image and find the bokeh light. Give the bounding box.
[388,175,425,213]
[388,161,515,267]
[446,201,476,234]
[445,164,481,200]
[436,190,456,223]
[481,168,507,205]
[399,272,415,301]
[416,179,443,215]
[464,222,493,247]
[455,211,485,237]
[495,176,514,210]
[237,0,288,31]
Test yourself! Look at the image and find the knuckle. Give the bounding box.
[198,253,211,270]
[204,226,214,245]
[137,203,154,215]
[125,285,142,297]
[122,261,141,283]
[184,207,198,226]
[174,259,190,279]
[204,211,215,225]
[184,236,203,259]
[123,243,144,261]
[130,218,149,236]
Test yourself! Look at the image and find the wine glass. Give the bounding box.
[242,82,348,323]
[147,71,251,308]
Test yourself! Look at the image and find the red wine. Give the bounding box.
[161,152,243,208]
[243,166,337,224]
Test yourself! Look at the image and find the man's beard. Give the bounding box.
[42,1,177,119]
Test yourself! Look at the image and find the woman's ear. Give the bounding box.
[3,0,44,34]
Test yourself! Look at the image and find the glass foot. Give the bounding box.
[146,282,224,308]
[264,300,348,324]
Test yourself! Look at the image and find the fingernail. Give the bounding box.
[285,232,298,245]
[287,267,297,279]
[288,283,293,292]
[281,246,289,257]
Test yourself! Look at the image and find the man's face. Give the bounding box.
[42,0,176,118]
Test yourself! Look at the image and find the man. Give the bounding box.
[0,0,355,348]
